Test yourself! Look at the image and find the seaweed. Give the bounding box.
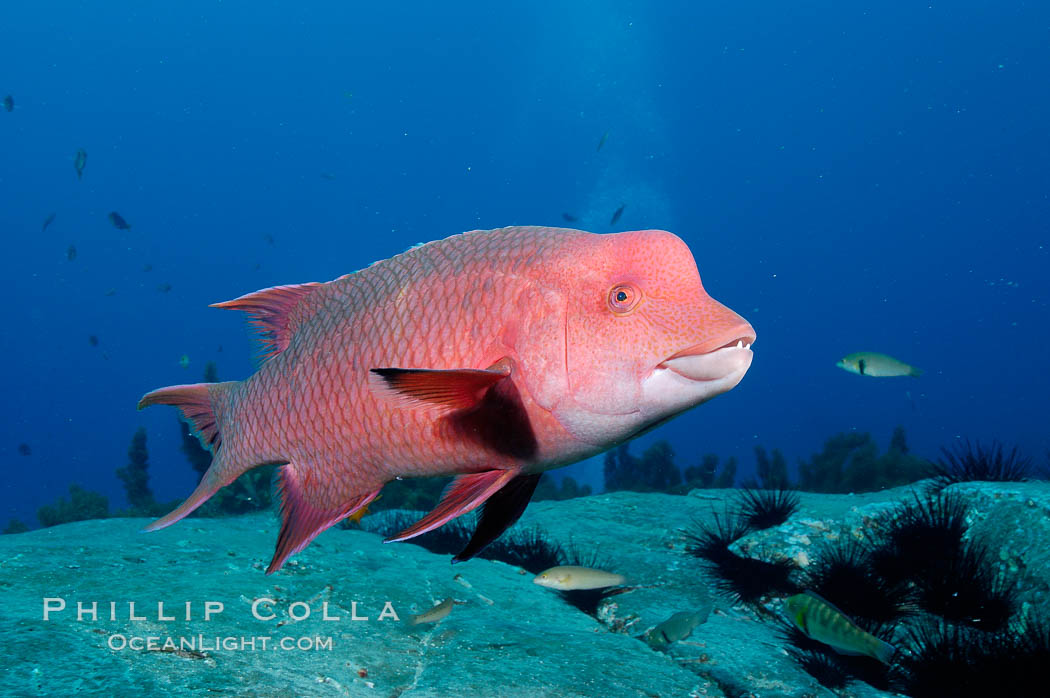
[533,474,593,501]
[117,427,155,510]
[931,440,1032,491]
[749,446,790,489]
[3,519,29,534]
[37,484,109,527]
[682,453,738,489]
[604,440,681,492]
[797,427,930,493]
[735,487,799,531]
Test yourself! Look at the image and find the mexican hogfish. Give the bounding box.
[139,226,755,573]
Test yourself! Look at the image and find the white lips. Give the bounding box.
[661,340,754,381]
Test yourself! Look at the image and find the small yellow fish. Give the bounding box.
[409,597,454,625]
[345,495,380,524]
[836,352,921,378]
[533,565,626,590]
[784,591,896,664]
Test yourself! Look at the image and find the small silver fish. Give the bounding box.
[644,609,709,646]
[837,352,921,377]
[533,565,626,591]
[409,598,454,625]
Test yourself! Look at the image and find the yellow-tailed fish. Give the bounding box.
[533,565,626,590]
[784,591,896,664]
[345,495,380,524]
[409,598,454,625]
[836,352,921,378]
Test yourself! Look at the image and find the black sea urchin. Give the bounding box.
[736,487,800,531]
[931,440,1032,490]
[799,537,913,633]
[893,619,1048,698]
[684,509,751,564]
[686,509,798,604]
[868,492,971,588]
[912,540,1018,631]
[483,526,563,574]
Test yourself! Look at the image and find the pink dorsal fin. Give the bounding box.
[267,464,380,574]
[385,469,519,542]
[137,382,233,450]
[370,367,508,410]
[211,282,321,359]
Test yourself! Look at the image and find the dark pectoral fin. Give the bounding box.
[371,366,509,410]
[453,472,542,563]
[385,469,519,542]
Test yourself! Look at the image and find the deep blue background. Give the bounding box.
[3,1,1048,527]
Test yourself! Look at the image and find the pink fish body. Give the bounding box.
[140,226,755,573]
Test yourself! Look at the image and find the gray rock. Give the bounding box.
[2,514,716,698]
[5,479,1048,697]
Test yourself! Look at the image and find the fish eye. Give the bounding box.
[607,284,640,314]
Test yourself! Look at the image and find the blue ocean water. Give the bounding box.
[3,0,1048,529]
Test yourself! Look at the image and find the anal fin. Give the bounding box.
[268,464,379,574]
[454,472,541,563]
[385,469,519,543]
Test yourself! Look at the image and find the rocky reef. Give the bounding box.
[4,479,1048,697]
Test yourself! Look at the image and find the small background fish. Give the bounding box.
[837,352,921,377]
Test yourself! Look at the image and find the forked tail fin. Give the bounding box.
[137,382,237,451]
[137,381,242,530]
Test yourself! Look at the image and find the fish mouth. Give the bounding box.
[659,330,756,382]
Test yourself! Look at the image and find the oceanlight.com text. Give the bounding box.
[107,634,334,652]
